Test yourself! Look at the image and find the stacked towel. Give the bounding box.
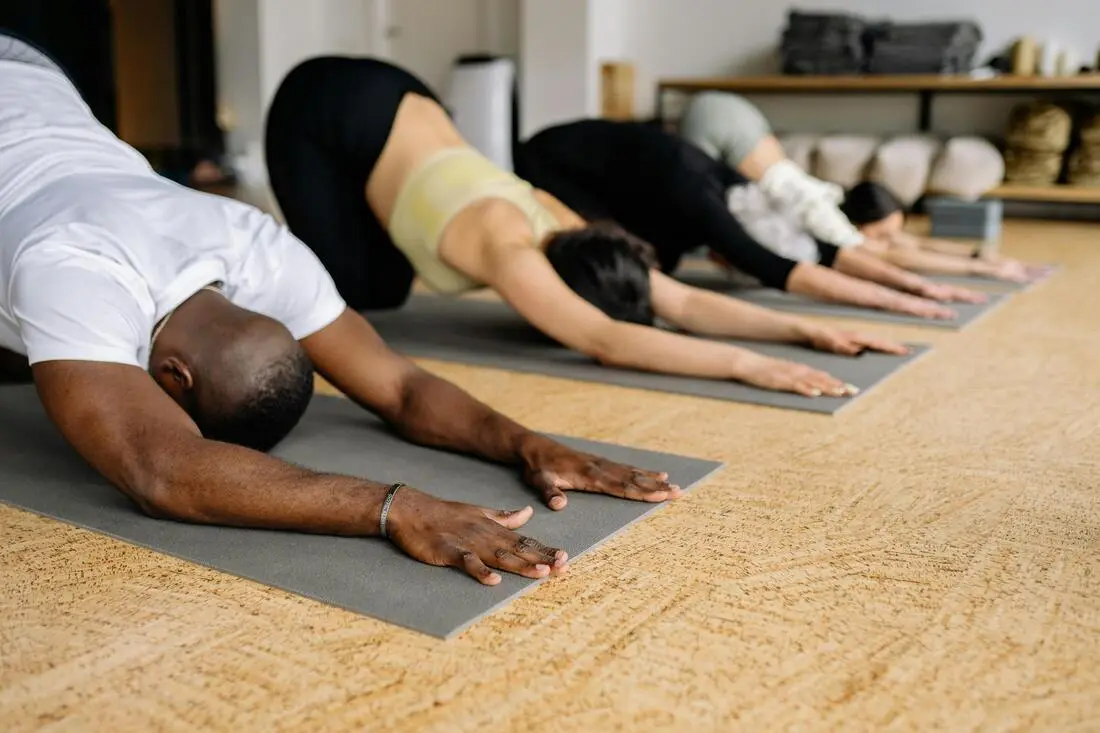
[780,11,867,75]
[1068,111,1100,186]
[865,22,983,74]
[1004,102,1073,185]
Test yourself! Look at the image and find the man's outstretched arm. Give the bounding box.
[32,361,567,585]
[302,309,681,510]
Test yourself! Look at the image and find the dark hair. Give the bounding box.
[840,181,904,226]
[545,222,659,326]
[195,347,315,453]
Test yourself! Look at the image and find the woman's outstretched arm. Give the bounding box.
[876,232,1041,282]
[830,247,987,303]
[649,271,909,356]
[474,244,855,398]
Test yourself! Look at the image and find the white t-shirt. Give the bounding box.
[0,60,346,368]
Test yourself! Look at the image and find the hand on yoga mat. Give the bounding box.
[980,259,1047,283]
[520,439,683,510]
[384,486,570,586]
[805,328,910,357]
[882,292,958,320]
[737,353,857,398]
[911,280,988,305]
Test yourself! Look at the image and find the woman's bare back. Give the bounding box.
[365,94,468,225]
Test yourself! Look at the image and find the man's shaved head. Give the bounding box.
[150,291,314,452]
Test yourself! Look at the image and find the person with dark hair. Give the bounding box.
[841,182,1045,283]
[515,119,995,323]
[0,37,688,587]
[266,57,909,402]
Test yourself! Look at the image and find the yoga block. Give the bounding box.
[926,197,1003,240]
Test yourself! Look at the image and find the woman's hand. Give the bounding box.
[736,352,858,398]
[910,280,988,304]
[804,327,911,356]
[978,259,1050,283]
[880,290,959,319]
[385,485,570,585]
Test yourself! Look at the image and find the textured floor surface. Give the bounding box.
[2,219,1098,732]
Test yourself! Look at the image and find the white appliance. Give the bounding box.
[444,55,517,172]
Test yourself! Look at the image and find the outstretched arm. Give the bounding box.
[302,309,679,509]
[833,247,987,303]
[875,232,1041,283]
[650,271,908,355]
[784,261,958,319]
[476,246,856,397]
[32,360,568,585]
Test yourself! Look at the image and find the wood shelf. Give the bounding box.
[985,184,1100,204]
[659,74,1100,94]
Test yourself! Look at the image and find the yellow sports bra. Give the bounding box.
[387,147,563,294]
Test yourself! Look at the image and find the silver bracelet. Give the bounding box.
[379,482,406,538]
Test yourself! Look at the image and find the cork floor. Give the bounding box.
[2,219,1098,732]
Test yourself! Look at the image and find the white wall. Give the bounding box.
[519,0,594,136]
[621,0,1097,137]
[215,0,518,194]
[518,0,632,136]
[482,0,521,56]
[213,0,263,161]
[214,0,382,190]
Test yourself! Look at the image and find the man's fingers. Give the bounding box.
[628,469,681,496]
[512,535,569,570]
[559,463,681,503]
[539,480,569,511]
[457,550,501,585]
[484,505,534,529]
[492,548,552,579]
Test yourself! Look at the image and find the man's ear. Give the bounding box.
[153,356,195,402]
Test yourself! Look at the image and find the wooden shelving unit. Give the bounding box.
[985,184,1100,204]
[658,74,1100,95]
[657,73,1100,207]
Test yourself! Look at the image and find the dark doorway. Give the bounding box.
[0,0,119,132]
[0,0,228,186]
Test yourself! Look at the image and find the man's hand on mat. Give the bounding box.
[521,439,682,510]
[738,353,857,398]
[384,485,570,585]
[911,280,987,305]
[805,328,910,357]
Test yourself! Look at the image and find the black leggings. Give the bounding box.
[265,56,439,310]
[516,120,838,289]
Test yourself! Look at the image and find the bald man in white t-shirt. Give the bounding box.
[0,42,681,586]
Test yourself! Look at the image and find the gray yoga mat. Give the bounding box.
[928,266,1058,292]
[675,272,1009,330]
[365,297,931,416]
[0,386,722,639]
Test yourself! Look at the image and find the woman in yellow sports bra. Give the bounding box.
[265,57,908,399]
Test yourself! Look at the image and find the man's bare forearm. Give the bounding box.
[135,436,389,535]
[386,367,547,465]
